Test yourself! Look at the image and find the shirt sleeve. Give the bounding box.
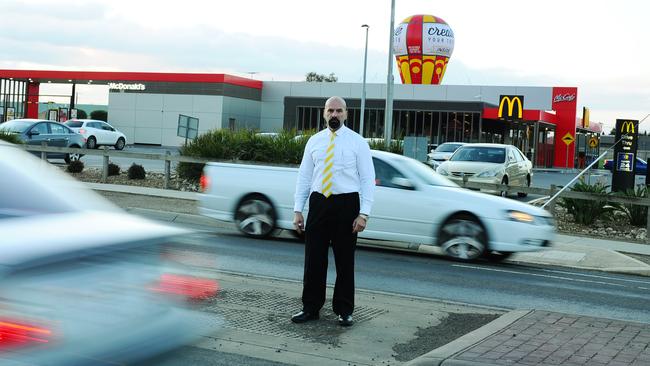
[294,138,315,213]
[356,139,375,216]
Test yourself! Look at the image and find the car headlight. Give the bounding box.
[437,167,449,176]
[476,167,503,178]
[506,210,535,223]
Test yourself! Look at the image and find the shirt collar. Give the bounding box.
[328,124,349,137]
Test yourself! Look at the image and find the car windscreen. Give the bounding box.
[0,120,32,133]
[65,121,83,128]
[451,147,506,163]
[436,143,463,153]
[398,157,458,187]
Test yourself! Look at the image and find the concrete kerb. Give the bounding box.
[405,310,532,366]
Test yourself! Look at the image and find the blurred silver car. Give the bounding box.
[437,143,532,197]
[0,141,221,365]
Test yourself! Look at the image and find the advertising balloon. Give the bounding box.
[393,15,455,84]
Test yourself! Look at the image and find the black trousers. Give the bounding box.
[302,191,359,316]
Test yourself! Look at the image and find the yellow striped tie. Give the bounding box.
[321,132,336,198]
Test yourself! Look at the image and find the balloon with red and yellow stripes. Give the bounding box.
[393,15,455,85]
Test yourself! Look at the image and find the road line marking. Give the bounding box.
[452,264,633,288]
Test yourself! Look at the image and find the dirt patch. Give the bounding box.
[393,312,501,361]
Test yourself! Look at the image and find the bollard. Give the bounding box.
[164,151,171,189]
[41,141,47,160]
[646,207,650,244]
[101,146,109,182]
[547,184,557,214]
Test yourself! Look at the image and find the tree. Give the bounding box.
[90,110,108,121]
[305,72,338,82]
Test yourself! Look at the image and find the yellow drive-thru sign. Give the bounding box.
[588,137,598,148]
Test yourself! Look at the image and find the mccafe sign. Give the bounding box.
[553,93,576,103]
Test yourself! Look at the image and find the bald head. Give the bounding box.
[323,96,347,131]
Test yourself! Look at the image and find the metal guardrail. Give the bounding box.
[20,143,650,242]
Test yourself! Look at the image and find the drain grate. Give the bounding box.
[202,289,387,341]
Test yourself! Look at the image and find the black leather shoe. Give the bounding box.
[338,314,353,327]
[291,310,319,323]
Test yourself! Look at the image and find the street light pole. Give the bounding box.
[360,24,369,137]
[384,0,396,148]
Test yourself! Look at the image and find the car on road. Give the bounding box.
[427,142,466,169]
[437,143,533,197]
[64,119,127,150]
[0,141,221,365]
[199,150,555,262]
[603,157,647,175]
[0,118,85,163]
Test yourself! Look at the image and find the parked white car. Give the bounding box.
[427,142,466,169]
[65,119,127,150]
[437,143,533,197]
[198,150,554,262]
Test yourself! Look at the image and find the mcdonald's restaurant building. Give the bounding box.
[1,69,601,169]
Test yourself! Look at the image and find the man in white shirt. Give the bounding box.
[292,96,375,327]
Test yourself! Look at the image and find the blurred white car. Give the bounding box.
[65,119,127,150]
[0,141,221,365]
[427,142,466,169]
[437,143,533,197]
[199,150,554,262]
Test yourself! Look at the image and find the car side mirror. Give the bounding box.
[28,130,40,136]
[391,177,415,190]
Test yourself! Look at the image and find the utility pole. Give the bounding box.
[360,24,369,137]
[384,0,396,148]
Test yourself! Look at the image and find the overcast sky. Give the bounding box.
[1,0,648,132]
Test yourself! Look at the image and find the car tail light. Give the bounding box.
[149,274,219,301]
[0,318,53,350]
[199,174,210,192]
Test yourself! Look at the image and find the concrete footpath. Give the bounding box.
[89,183,650,365]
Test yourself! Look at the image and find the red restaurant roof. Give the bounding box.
[0,69,263,89]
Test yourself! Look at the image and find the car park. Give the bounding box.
[199,149,555,262]
[603,157,647,175]
[437,143,532,197]
[0,141,221,365]
[427,142,466,169]
[64,119,127,150]
[0,118,85,163]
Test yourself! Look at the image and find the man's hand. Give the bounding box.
[352,215,367,233]
[293,212,305,234]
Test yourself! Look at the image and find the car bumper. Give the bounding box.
[483,218,555,252]
[445,175,504,193]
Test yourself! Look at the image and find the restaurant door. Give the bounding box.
[534,122,556,168]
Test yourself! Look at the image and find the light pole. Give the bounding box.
[360,24,369,137]
[384,0,396,148]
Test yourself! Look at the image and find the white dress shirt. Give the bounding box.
[294,125,375,215]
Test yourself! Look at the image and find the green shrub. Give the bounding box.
[66,160,84,173]
[176,128,314,181]
[613,185,648,227]
[108,162,120,176]
[127,163,146,179]
[557,180,618,225]
[0,131,23,144]
[90,110,108,121]
[367,138,403,154]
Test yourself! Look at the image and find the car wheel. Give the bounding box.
[234,195,276,238]
[500,177,509,198]
[518,176,530,198]
[64,151,81,164]
[485,251,514,262]
[115,137,125,150]
[438,214,487,261]
[86,136,97,149]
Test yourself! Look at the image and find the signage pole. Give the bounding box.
[565,143,569,170]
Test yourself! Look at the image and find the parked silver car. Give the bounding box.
[0,141,221,365]
[437,143,533,197]
[0,118,85,163]
[427,142,466,169]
